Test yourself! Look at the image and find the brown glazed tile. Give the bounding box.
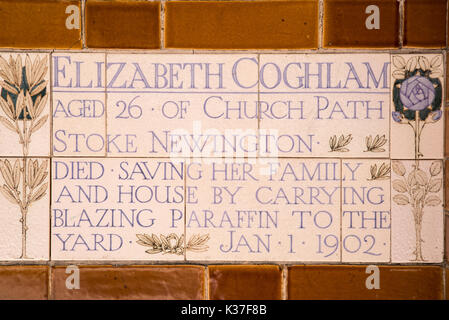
[51,265,205,300]
[86,0,160,49]
[444,211,449,264]
[0,266,48,300]
[446,214,449,263]
[404,0,446,48]
[446,269,449,299]
[0,0,81,49]
[165,1,318,49]
[288,265,443,300]
[208,265,282,300]
[323,0,399,48]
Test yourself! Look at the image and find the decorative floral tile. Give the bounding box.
[0,157,49,260]
[341,159,390,262]
[390,54,444,159]
[391,159,444,262]
[259,54,390,158]
[185,158,341,262]
[106,54,258,158]
[51,158,185,260]
[0,52,50,156]
[52,53,106,156]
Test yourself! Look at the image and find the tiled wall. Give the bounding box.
[0,0,447,300]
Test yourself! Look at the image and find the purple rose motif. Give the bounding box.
[400,75,435,111]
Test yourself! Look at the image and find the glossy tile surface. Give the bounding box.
[0,157,50,260]
[341,159,390,262]
[323,0,399,48]
[106,54,258,157]
[0,0,81,49]
[51,265,205,299]
[446,268,449,299]
[446,214,449,262]
[165,1,318,49]
[185,158,341,262]
[0,266,48,299]
[390,54,444,159]
[259,54,390,158]
[445,108,449,157]
[51,158,185,260]
[0,52,50,156]
[52,53,106,156]
[0,52,444,265]
[288,265,443,300]
[208,265,282,300]
[0,0,446,302]
[86,1,160,49]
[403,0,446,48]
[391,160,444,263]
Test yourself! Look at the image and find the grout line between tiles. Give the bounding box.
[443,260,446,299]
[0,42,447,298]
[9,155,440,160]
[339,158,342,263]
[0,260,445,267]
[184,161,187,262]
[257,53,260,133]
[389,158,392,263]
[81,0,86,49]
[205,265,209,300]
[161,0,166,50]
[281,264,288,300]
[48,265,52,300]
[318,0,324,50]
[49,52,53,262]
[1,48,448,54]
[398,0,404,48]
[389,52,393,263]
[104,52,107,157]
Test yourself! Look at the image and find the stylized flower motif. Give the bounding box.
[0,54,48,259]
[392,161,443,261]
[399,75,435,111]
[136,233,210,255]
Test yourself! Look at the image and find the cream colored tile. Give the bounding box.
[259,54,390,158]
[342,159,390,262]
[51,158,185,260]
[106,54,258,157]
[0,157,49,260]
[185,158,341,262]
[390,54,444,159]
[52,53,106,156]
[0,53,50,156]
[391,160,444,262]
